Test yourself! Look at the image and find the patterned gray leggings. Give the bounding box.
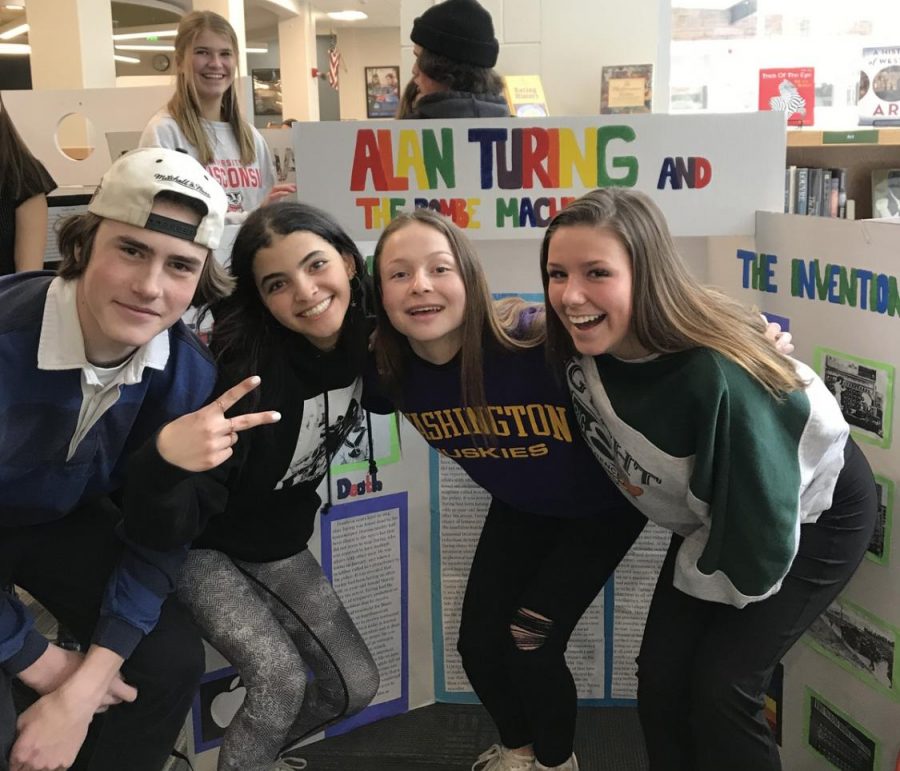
[177,549,380,771]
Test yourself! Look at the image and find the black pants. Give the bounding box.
[457,497,646,766]
[0,501,204,771]
[636,439,877,771]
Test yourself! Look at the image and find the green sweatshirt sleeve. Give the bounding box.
[572,350,848,608]
[676,356,811,606]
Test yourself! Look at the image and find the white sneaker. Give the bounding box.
[272,756,308,770]
[535,753,579,771]
[472,743,536,771]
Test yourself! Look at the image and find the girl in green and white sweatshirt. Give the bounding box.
[541,187,877,771]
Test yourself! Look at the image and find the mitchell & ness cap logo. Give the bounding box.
[154,172,212,199]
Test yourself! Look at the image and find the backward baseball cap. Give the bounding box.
[89,147,227,249]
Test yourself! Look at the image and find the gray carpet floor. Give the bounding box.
[21,592,649,770]
[292,703,649,770]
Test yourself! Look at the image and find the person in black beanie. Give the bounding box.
[405,0,510,119]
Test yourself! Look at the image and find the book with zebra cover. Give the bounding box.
[759,67,815,127]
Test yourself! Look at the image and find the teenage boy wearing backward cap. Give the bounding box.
[405,0,511,119]
[0,147,233,771]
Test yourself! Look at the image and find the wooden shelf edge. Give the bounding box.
[787,131,824,147]
[787,126,900,148]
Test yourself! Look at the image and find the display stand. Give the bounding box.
[709,213,900,770]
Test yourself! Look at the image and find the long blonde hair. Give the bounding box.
[373,209,544,414]
[540,188,804,396]
[168,11,256,167]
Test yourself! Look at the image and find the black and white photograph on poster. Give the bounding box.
[806,601,895,692]
[271,147,296,184]
[283,147,295,182]
[191,667,246,753]
[807,692,877,771]
[821,352,892,446]
[332,411,399,471]
[259,127,297,186]
[867,476,892,564]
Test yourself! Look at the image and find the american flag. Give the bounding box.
[327,46,341,91]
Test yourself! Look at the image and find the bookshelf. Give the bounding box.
[786,127,900,219]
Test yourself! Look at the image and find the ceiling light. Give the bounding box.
[114,44,175,51]
[114,54,141,64]
[246,46,269,53]
[4,5,25,11]
[327,11,367,21]
[112,29,177,41]
[0,22,29,40]
[0,42,29,54]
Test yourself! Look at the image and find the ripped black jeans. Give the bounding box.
[457,497,646,766]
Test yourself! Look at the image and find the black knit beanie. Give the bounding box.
[411,0,499,68]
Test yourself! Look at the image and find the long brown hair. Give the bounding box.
[395,79,419,119]
[373,209,543,413]
[540,188,804,396]
[167,11,256,167]
[415,48,504,96]
[0,93,46,201]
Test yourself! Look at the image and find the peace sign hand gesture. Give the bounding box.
[156,376,281,472]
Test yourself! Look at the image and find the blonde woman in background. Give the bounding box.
[140,11,295,221]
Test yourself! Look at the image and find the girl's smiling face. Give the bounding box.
[188,29,236,106]
[378,221,467,365]
[253,230,354,350]
[545,225,648,359]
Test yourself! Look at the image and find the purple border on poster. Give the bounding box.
[320,492,410,734]
[761,311,790,332]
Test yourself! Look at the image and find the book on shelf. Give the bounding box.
[795,167,809,215]
[502,75,549,118]
[858,46,900,126]
[831,169,847,219]
[871,169,900,218]
[807,168,822,217]
[819,169,837,217]
[759,67,815,127]
[785,166,796,214]
[785,166,850,218]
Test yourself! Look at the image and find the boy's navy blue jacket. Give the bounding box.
[0,272,217,673]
